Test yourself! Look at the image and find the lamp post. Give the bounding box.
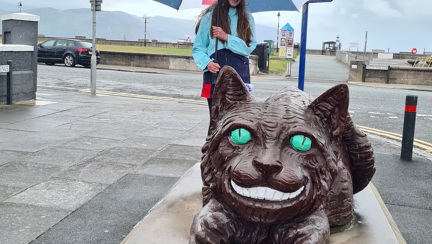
[364,31,368,55]
[89,0,102,95]
[143,14,150,47]
[18,2,22,12]
[276,12,280,53]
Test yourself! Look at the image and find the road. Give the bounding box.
[37,58,432,145]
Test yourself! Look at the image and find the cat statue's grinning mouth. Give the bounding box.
[231,180,305,201]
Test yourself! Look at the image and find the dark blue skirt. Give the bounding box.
[201,49,250,98]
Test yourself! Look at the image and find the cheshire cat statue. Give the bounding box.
[189,66,376,244]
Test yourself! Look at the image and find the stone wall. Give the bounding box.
[99,51,260,75]
[390,67,432,86]
[349,60,432,85]
[365,68,389,84]
[99,51,198,71]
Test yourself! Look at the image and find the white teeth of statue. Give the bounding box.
[231,180,304,201]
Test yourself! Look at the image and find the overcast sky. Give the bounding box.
[4,0,432,53]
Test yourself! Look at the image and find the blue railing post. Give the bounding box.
[298,3,309,91]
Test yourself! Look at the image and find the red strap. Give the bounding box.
[201,84,212,98]
[405,105,417,113]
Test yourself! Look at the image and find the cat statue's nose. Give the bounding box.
[252,159,282,175]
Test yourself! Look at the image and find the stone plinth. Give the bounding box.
[1,12,39,104]
[121,164,404,244]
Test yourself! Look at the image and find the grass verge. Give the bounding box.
[87,44,297,74]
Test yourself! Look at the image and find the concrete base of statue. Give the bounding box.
[121,163,405,244]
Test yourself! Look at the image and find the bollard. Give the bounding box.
[284,62,291,77]
[6,60,12,105]
[400,95,418,161]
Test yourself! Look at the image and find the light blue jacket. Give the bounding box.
[192,7,257,71]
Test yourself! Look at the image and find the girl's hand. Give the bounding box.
[207,61,221,74]
[212,26,228,41]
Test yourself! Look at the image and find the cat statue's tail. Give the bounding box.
[343,116,376,194]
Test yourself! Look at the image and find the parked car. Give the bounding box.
[37,38,101,68]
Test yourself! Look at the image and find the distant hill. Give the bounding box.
[0,7,278,44]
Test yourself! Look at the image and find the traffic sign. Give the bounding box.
[411,48,417,54]
[0,65,10,73]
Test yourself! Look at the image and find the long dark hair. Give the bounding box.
[194,0,253,47]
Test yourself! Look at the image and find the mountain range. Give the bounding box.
[0,6,278,44]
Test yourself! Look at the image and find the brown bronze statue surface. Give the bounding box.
[190,66,375,244]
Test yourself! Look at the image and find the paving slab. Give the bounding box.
[117,136,173,150]
[0,162,62,188]
[0,150,29,166]
[3,119,68,132]
[58,135,120,151]
[0,135,65,152]
[0,128,32,143]
[153,144,202,161]
[87,147,156,166]
[386,205,432,243]
[0,106,58,123]
[371,153,432,244]
[0,203,69,244]
[0,185,22,202]
[135,157,199,178]
[17,146,96,167]
[55,160,135,185]
[136,126,190,139]
[5,179,107,211]
[30,174,178,244]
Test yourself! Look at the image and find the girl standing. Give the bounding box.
[193,0,257,115]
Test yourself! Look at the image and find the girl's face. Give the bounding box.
[228,0,242,7]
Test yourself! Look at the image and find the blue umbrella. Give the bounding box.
[153,0,306,12]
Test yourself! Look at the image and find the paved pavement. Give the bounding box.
[1,56,431,244]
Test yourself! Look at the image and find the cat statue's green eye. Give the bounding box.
[290,135,312,151]
[230,128,251,145]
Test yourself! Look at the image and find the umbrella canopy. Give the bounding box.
[153,0,308,12]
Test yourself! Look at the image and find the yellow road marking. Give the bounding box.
[359,126,432,153]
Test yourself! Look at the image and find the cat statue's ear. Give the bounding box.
[211,66,252,123]
[308,84,349,138]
